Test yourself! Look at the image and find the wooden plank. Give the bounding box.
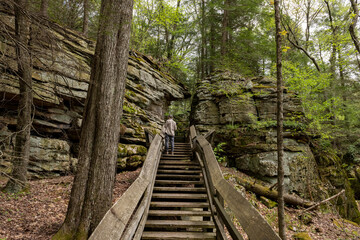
[89,177,148,240]
[145,220,215,228]
[152,193,208,199]
[160,160,197,165]
[155,180,204,185]
[196,136,223,185]
[214,197,244,240]
[142,231,216,240]
[89,134,163,240]
[150,201,210,208]
[215,179,281,240]
[148,210,212,217]
[153,186,206,192]
[121,139,162,240]
[192,129,281,240]
[158,165,200,169]
[190,126,197,140]
[120,184,152,240]
[157,169,202,174]
[156,174,201,179]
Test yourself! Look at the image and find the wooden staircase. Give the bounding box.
[142,142,216,240]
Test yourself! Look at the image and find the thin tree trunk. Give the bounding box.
[274,0,286,239]
[349,0,360,54]
[209,4,215,73]
[200,0,205,80]
[324,0,337,125]
[82,0,89,36]
[4,0,33,194]
[40,0,48,17]
[337,48,349,128]
[167,0,181,60]
[305,0,311,50]
[53,0,134,239]
[221,0,230,57]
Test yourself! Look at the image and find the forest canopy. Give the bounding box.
[18,0,360,151]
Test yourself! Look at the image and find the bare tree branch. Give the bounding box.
[282,21,321,72]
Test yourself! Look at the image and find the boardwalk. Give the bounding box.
[89,126,281,240]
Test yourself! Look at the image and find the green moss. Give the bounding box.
[51,229,76,240]
[293,232,312,240]
[125,90,136,98]
[349,177,360,199]
[123,105,136,114]
[117,144,127,157]
[253,84,274,89]
[260,196,277,208]
[136,145,147,155]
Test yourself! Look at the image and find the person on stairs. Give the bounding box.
[162,115,177,154]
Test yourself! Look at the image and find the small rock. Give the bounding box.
[299,213,313,225]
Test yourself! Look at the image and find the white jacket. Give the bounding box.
[163,119,177,136]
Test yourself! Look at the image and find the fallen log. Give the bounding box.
[233,175,315,208]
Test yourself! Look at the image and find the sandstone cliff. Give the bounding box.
[191,70,360,223]
[0,7,188,178]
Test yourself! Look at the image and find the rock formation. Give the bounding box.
[191,70,360,223]
[0,7,188,178]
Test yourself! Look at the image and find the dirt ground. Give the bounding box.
[0,168,141,240]
[1,166,360,240]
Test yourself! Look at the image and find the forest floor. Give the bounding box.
[0,166,359,240]
[221,166,360,240]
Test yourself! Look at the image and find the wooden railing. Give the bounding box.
[89,134,163,240]
[190,125,281,240]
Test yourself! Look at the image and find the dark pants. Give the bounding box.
[165,134,174,152]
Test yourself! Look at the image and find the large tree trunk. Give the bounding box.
[4,0,33,194]
[82,0,89,36]
[40,0,48,17]
[53,0,134,239]
[274,0,286,239]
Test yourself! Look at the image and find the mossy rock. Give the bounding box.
[293,232,312,240]
[117,157,127,170]
[260,196,277,208]
[118,143,147,157]
[127,155,145,168]
[349,177,360,199]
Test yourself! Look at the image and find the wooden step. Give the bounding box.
[156,174,201,179]
[153,187,206,193]
[155,180,204,185]
[145,220,215,229]
[161,157,192,160]
[142,231,216,239]
[152,193,208,200]
[158,165,200,170]
[150,201,210,208]
[157,169,202,174]
[148,210,212,217]
[160,160,198,165]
